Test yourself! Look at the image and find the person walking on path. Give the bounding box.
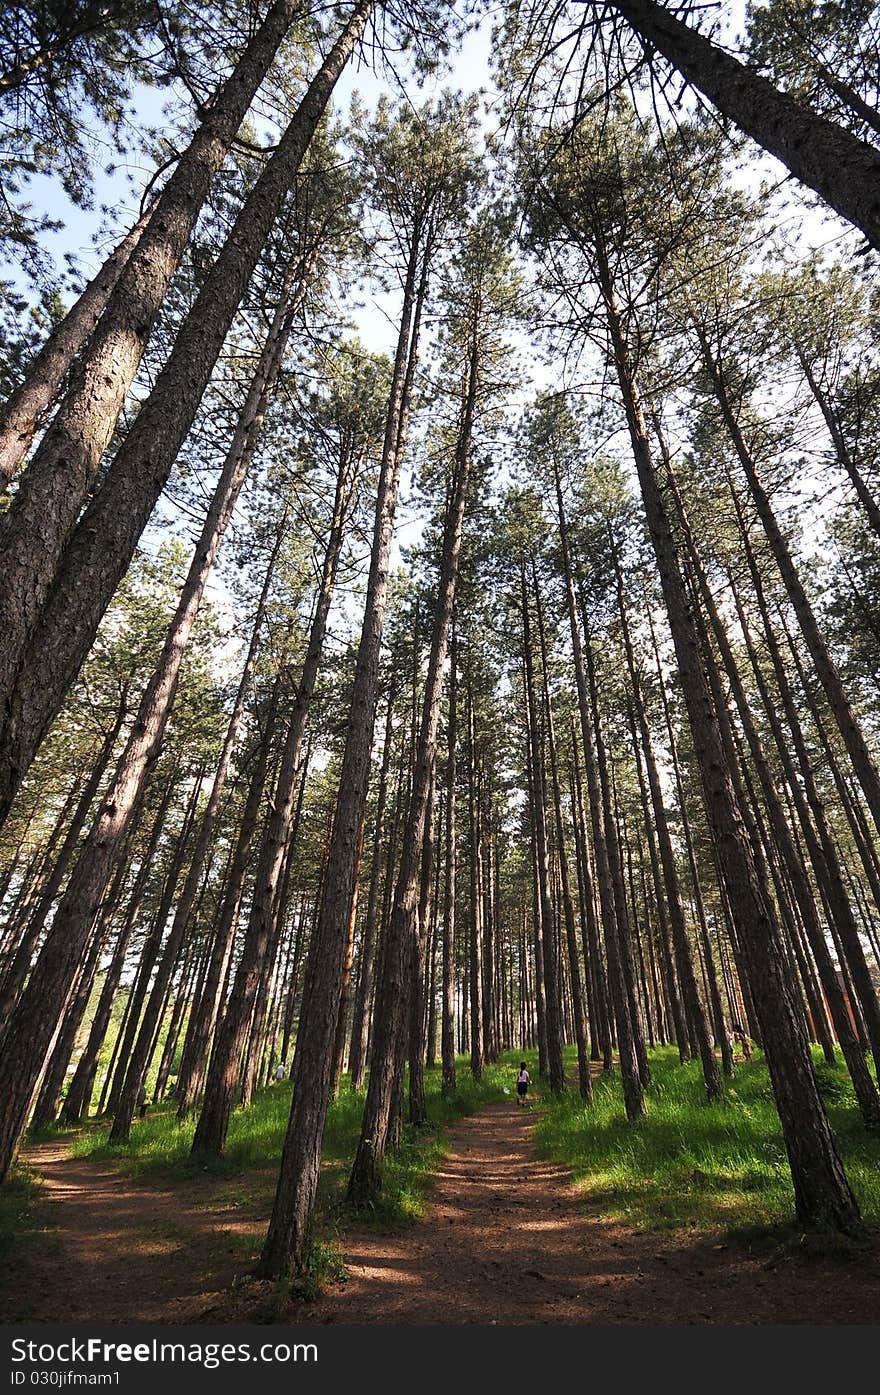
[516,1062,531,1107]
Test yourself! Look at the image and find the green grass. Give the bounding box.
[67,1056,513,1234]
[531,1044,880,1238]
[40,1043,880,1272]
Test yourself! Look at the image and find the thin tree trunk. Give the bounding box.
[175,677,283,1116]
[191,427,358,1157]
[349,682,397,1091]
[613,536,722,1100]
[521,564,565,1095]
[0,701,125,1044]
[534,574,591,1100]
[441,626,458,1097]
[257,215,432,1275]
[698,327,880,844]
[346,318,477,1206]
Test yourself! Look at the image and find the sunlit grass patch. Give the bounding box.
[533,1044,880,1235]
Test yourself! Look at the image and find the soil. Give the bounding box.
[5,1101,880,1326]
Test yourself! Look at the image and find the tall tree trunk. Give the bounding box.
[797,352,880,544]
[728,515,880,1091]
[569,731,612,1067]
[0,262,301,1173]
[697,327,880,844]
[553,463,639,1100]
[466,659,485,1081]
[441,626,458,1097]
[644,605,734,1077]
[60,766,176,1123]
[104,770,201,1117]
[612,538,721,1100]
[348,682,397,1091]
[346,318,477,1206]
[0,0,307,710]
[0,700,125,1044]
[0,203,155,489]
[175,677,284,1117]
[191,428,358,1157]
[594,231,862,1235]
[610,0,880,248]
[408,761,436,1124]
[257,215,433,1275]
[0,0,376,825]
[521,564,565,1095]
[534,573,591,1100]
[583,617,651,1091]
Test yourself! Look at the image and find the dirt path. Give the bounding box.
[296,1103,880,1325]
[6,1104,880,1325]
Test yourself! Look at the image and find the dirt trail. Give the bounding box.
[7,1104,880,1325]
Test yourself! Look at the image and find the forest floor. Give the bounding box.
[4,1094,880,1325]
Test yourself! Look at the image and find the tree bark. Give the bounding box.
[596,233,863,1234]
[256,215,430,1276]
[610,0,880,248]
[0,203,155,489]
[0,0,376,825]
[346,314,477,1207]
[0,0,307,717]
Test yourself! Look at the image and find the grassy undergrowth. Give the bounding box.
[532,1044,880,1238]
[32,1044,880,1259]
[67,1056,512,1232]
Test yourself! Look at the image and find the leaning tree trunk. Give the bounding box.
[595,231,863,1236]
[610,0,880,248]
[60,767,177,1123]
[191,430,358,1158]
[679,483,880,1124]
[0,202,155,489]
[0,252,301,1177]
[106,292,304,1148]
[0,0,307,718]
[797,353,880,545]
[729,510,880,1089]
[175,676,284,1118]
[0,699,125,1046]
[0,0,377,827]
[612,541,721,1101]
